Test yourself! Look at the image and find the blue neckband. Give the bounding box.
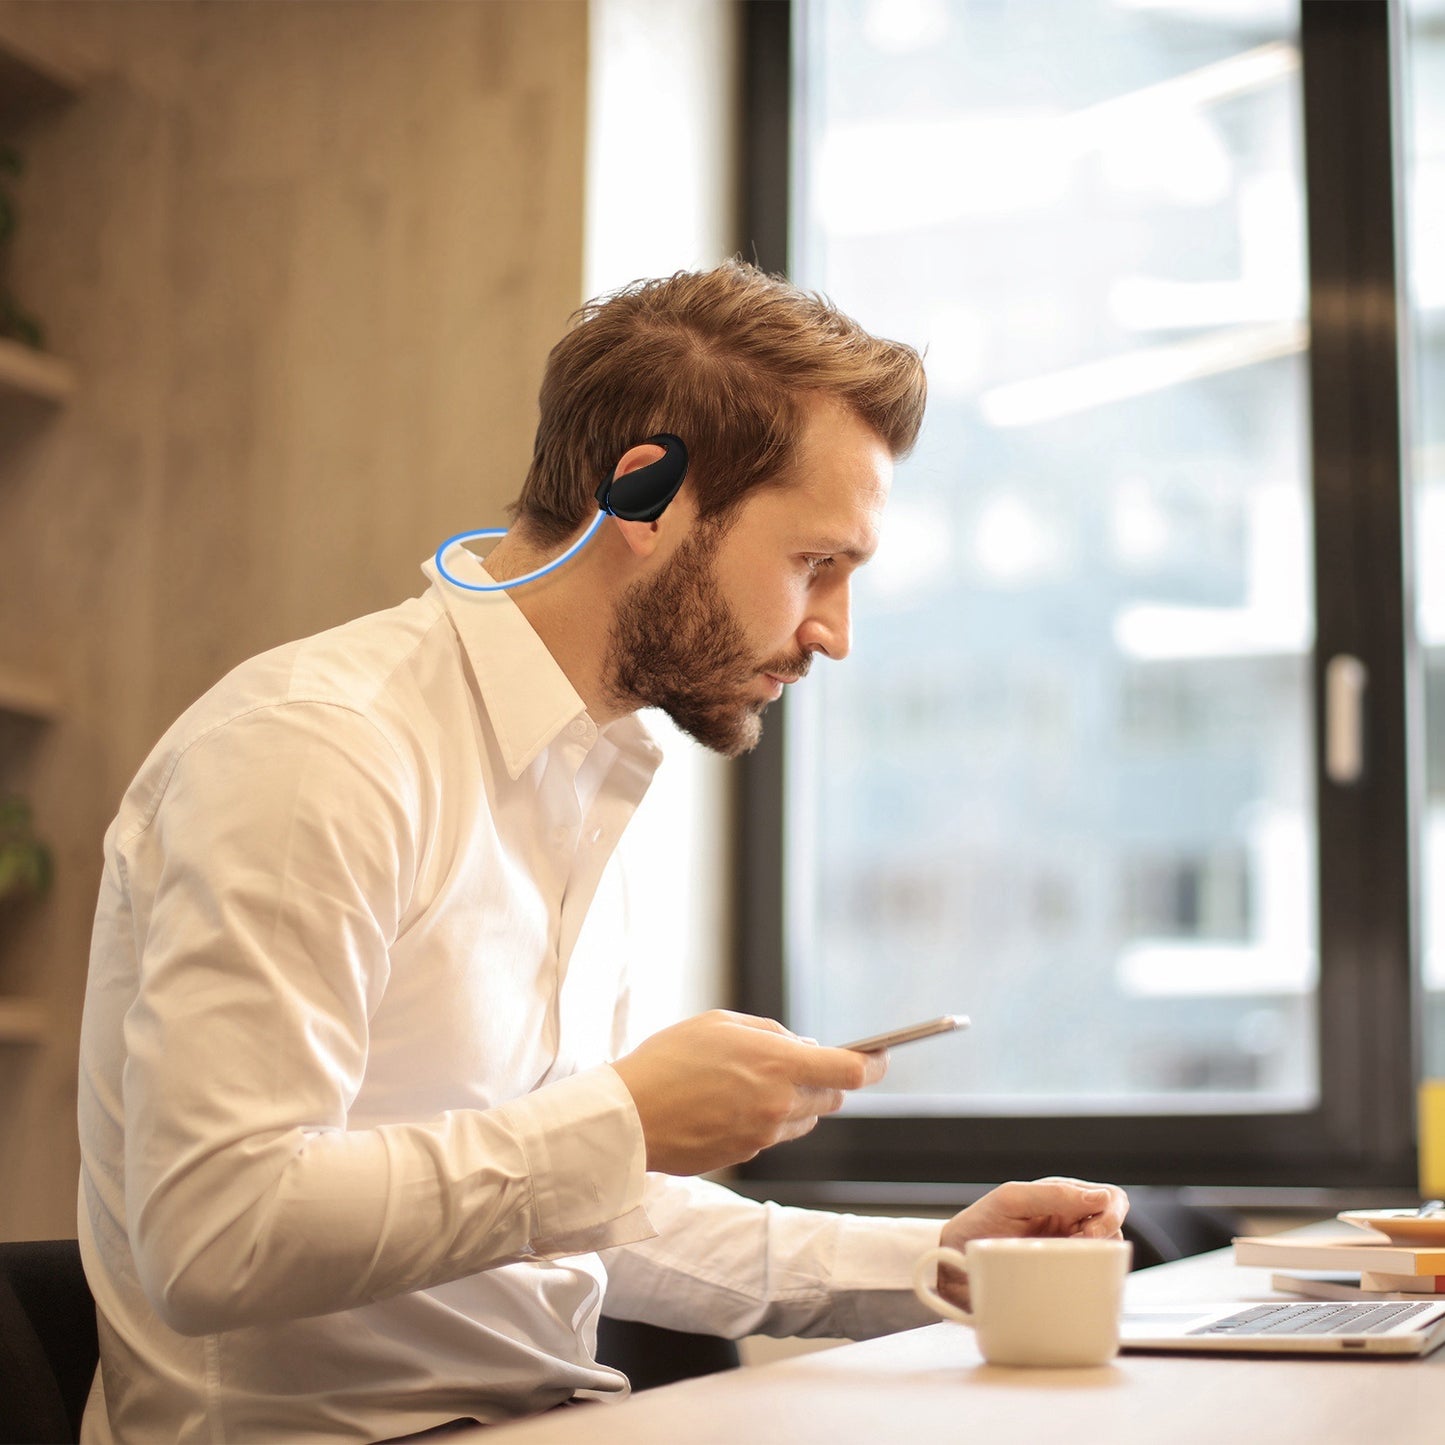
[433,510,607,593]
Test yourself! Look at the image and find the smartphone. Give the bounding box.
[835,1014,970,1053]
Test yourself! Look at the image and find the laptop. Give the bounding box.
[1119,1298,1445,1356]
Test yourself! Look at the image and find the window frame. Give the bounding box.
[734,0,1421,1193]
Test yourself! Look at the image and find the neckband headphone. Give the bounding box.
[434,433,689,593]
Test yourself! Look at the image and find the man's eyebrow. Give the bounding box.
[805,536,878,564]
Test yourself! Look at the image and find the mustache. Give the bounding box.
[761,657,812,683]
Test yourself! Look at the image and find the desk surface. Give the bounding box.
[475,1249,1444,1445]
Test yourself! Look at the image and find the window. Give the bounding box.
[738,0,1420,1191]
[1406,0,1445,1083]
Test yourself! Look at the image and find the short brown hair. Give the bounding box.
[511,261,927,545]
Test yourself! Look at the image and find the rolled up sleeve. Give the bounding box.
[601,1173,943,1341]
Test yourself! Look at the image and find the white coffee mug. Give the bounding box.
[912,1236,1132,1367]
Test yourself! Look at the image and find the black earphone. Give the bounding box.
[436,433,690,592]
[595,433,689,522]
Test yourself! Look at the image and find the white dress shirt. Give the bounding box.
[77,550,941,1444]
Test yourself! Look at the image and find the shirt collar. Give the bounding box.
[420,552,662,782]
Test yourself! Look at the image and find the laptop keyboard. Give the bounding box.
[1190,1302,1437,1336]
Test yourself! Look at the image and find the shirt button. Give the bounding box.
[569,718,589,739]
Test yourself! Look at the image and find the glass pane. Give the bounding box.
[786,0,1317,1114]
[1404,0,1445,1079]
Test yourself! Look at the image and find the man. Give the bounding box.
[78,262,1127,1443]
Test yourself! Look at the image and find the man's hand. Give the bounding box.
[609,1010,887,1176]
[934,1177,1131,1310]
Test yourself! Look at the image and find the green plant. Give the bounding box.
[0,144,45,350]
[0,795,52,900]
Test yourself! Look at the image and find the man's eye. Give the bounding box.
[804,555,837,574]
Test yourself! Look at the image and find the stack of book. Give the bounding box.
[1233,1228,1445,1302]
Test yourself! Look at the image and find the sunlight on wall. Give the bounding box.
[585,0,739,1038]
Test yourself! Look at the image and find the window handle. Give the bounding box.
[1324,654,1368,784]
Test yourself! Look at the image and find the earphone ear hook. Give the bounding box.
[595,433,689,522]
[435,433,690,593]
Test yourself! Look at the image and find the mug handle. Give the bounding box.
[912,1245,975,1326]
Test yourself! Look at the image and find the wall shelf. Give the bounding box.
[0,28,89,401]
[0,336,76,402]
[0,26,91,124]
[0,997,47,1044]
[0,662,62,720]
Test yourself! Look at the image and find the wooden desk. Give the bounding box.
[474,1249,1444,1444]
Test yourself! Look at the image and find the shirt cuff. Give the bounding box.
[829,1214,946,1339]
[500,1063,656,1259]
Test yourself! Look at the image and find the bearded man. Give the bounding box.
[78,261,1128,1444]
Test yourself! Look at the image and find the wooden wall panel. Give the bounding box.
[0,0,588,1237]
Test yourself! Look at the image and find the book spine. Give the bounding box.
[1273,1273,1407,1302]
[1233,1240,1445,1273]
[1422,1080,1445,1197]
[1270,1273,1434,1303]
[1359,1270,1445,1293]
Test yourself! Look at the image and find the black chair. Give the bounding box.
[0,1239,99,1445]
[595,1314,740,1391]
[1121,1195,1244,1270]
[0,1238,733,1434]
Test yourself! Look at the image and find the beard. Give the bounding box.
[604,525,808,758]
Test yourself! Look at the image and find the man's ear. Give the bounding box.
[609,512,666,560]
[603,441,695,561]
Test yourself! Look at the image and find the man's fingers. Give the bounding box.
[858,1049,889,1086]
[1052,1178,1129,1233]
[618,1010,897,1175]
[791,1042,888,1090]
[722,1011,794,1037]
[778,1113,821,1144]
[708,1016,888,1089]
[793,1086,847,1119]
[999,1179,1127,1230]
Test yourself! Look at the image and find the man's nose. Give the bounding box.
[799,582,852,661]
